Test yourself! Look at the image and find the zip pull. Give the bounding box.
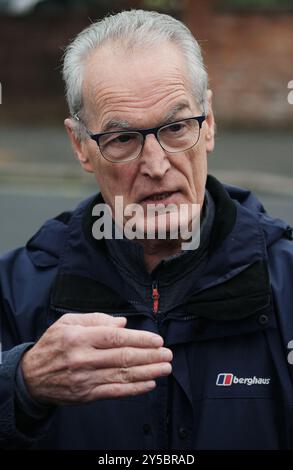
[152,281,159,315]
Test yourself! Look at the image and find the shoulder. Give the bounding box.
[268,235,293,286]
[267,235,293,345]
[0,210,72,334]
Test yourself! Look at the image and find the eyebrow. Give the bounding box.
[101,101,192,133]
[163,101,192,123]
[101,119,133,133]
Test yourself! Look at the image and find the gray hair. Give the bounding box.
[63,9,208,139]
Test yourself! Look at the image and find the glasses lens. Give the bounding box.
[99,131,142,162]
[158,119,200,153]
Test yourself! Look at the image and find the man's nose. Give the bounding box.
[139,133,171,179]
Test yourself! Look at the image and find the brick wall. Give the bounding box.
[183,0,293,127]
[0,1,141,124]
[0,1,292,127]
[0,14,108,124]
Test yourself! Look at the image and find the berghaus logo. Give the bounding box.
[216,373,270,386]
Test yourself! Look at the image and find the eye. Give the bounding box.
[102,133,137,147]
[116,134,134,143]
[167,122,186,133]
[168,123,184,132]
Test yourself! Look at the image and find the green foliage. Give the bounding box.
[142,0,179,10]
[223,0,293,9]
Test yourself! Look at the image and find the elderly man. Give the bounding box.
[1,9,293,451]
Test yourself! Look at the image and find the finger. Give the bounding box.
[90,380,156,401]
[93,362,172,385]
[59,312,127,328]
[87,326,164,349]
[78,347,173,369]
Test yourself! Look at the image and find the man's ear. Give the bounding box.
[64,118,94,173]
[204,89,215,154]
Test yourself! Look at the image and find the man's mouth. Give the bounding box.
[140,191,178,203]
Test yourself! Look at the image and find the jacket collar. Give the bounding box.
[103,188,215,286]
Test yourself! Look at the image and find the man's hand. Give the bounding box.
[21,312,172,405]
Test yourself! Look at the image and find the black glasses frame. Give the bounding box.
[74,114,206,163]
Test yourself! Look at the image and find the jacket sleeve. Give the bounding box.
[268,236,293,379]
[0,343,55,449]
[0,246,58,448]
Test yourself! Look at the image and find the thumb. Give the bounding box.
[59,312,127,328]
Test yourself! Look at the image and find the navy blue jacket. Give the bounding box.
[1,175,293,450]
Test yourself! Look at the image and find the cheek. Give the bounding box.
[181,147,207,181]
[181,148,207,203]
[92,159,136,205]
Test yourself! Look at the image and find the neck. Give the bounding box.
[104,189,215,284]
[137,238,183,273]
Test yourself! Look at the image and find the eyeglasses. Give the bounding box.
[74,114,206,163]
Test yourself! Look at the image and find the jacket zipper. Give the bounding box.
[53,306,196,322]
[151,280,169,448]
[51,306,139,318]
[152,281,160,315]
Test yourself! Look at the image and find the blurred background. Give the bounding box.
[0,0,292,254]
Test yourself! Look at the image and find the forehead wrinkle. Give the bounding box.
[90,87,186,115]
[85,72,189,113]
[83,40,192,115]
[101,101,192,133]
[86,60,186,95]
[83,63,193,132]
[96,88,191,130]
[96,77,187,102]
